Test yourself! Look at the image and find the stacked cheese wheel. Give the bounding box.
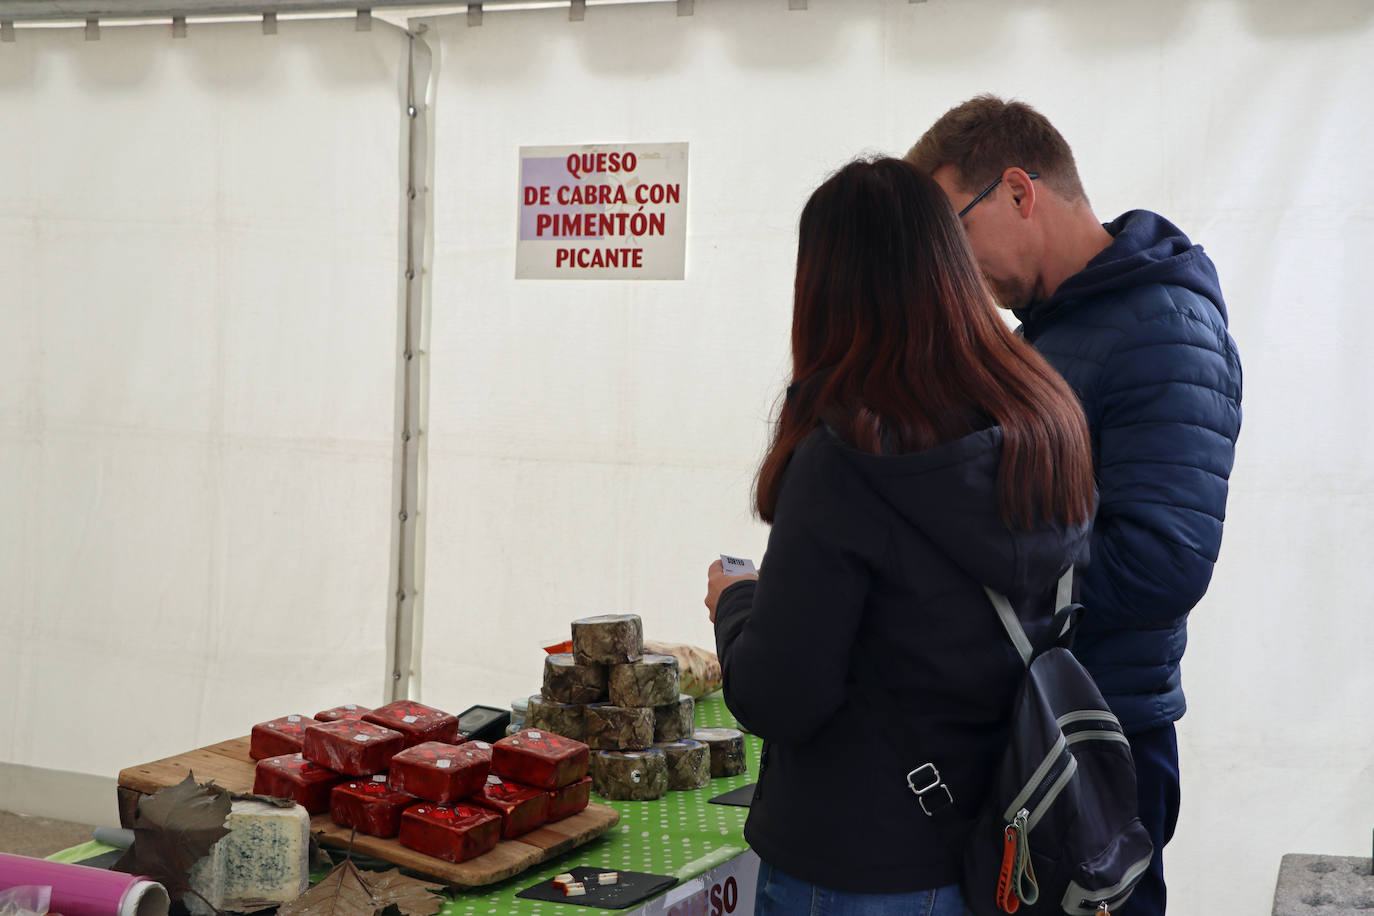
[532,614,726,799]
[248,702,591,863]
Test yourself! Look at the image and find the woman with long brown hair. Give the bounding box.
[704,158,1095,914]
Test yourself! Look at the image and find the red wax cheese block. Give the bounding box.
[461,740,493,764]
[252,753,345,814]
[363,701,460,748]
[492,729,590,790]
[315,704,372,723]
[389,741,491,804]
[250,715,319,760]
[472,774,550,839]
[302,719,404,776]
[398,802,501,863]
[330,774,417,838]
[547,775,592,822]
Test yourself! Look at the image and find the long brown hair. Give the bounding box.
[755,157,1093,530]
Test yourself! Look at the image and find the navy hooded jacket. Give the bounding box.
[1012,210,1243,735]
[714,424,1090,892]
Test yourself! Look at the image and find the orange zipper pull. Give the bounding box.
[997,825,1020,913]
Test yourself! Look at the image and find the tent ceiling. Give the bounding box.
[0,0,678,23]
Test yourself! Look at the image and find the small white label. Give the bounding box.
[528,730,542,739]
[371,774,387,782]
[403,715,418,723]
[353,734,371,742]
[287,715,302,722]
[487,774,502,785]
[720,554,757,576]
[630,769,642,783]
[344,704,358,710]
[475,742,491,750]
[437,759,452,769]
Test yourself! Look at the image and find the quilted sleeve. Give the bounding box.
[1080,294,1242,629]
[713,441,876,745]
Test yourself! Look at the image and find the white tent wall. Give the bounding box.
[0,0,1367,909]
[421,0,1373,911]
[0,18,409,821]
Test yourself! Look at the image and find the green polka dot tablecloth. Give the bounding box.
[443,694,759,916]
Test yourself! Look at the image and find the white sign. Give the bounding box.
[640,849,759,916]
[517,142,688,280]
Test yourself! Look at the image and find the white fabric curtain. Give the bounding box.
[420,1,1374,911]
[0,18,407,789]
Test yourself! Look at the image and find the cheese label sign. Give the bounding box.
[517,143,688,280]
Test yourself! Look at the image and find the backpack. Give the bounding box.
[868,571,1154,915]
[959,576,1154,914]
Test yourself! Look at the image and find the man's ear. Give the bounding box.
[1002,167,1037,218]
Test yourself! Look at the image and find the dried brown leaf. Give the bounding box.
[277,860,444,916]
[364,869,445,916]
[278,859,374,916]
[113,772,231,901]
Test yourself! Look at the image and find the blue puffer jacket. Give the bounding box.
[1012,210,1242,735]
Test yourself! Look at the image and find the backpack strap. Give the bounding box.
[852,566,1078,820]
[983,568,1075,667]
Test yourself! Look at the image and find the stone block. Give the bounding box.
[1272,854,1374,915]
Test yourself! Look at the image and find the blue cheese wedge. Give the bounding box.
[187,799,310,915]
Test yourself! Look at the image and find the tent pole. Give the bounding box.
[387,26,433,703]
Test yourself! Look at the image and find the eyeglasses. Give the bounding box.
[957,171,1039,219]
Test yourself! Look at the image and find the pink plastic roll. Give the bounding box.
[0,852,169,916]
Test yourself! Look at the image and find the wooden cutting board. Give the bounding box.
[117,736,619,888]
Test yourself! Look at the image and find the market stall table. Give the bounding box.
[101,695,760,915]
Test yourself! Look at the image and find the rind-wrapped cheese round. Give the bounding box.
[608,654,680,708]
[583,703,654,750]
[653,694,695,743]
[653,739,710,790]
[571,614,643,666]
[591,749,668,801]
[525,695,585,742]
[543,653,607,704]
[693,727,747,777]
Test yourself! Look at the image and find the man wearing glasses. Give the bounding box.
[907,96,1242,915]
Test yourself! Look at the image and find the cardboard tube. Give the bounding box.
[0,852,169,916]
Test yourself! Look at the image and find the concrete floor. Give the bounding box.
[0,811,98,859]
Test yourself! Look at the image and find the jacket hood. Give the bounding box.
[1013,210,1228,332]
[826,426,1090,599]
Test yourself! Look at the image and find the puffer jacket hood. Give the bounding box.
[1015,210,1229,333]
[828,425,1090,601]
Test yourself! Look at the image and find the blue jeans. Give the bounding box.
[1123,724,1181,915]
[754,860,971,915]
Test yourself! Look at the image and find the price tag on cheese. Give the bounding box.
[720,554,757,577]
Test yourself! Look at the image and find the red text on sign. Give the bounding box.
[666,876,739,916]
[566,151,637,179]
[536,212,666,238]
[556,248,644,269]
